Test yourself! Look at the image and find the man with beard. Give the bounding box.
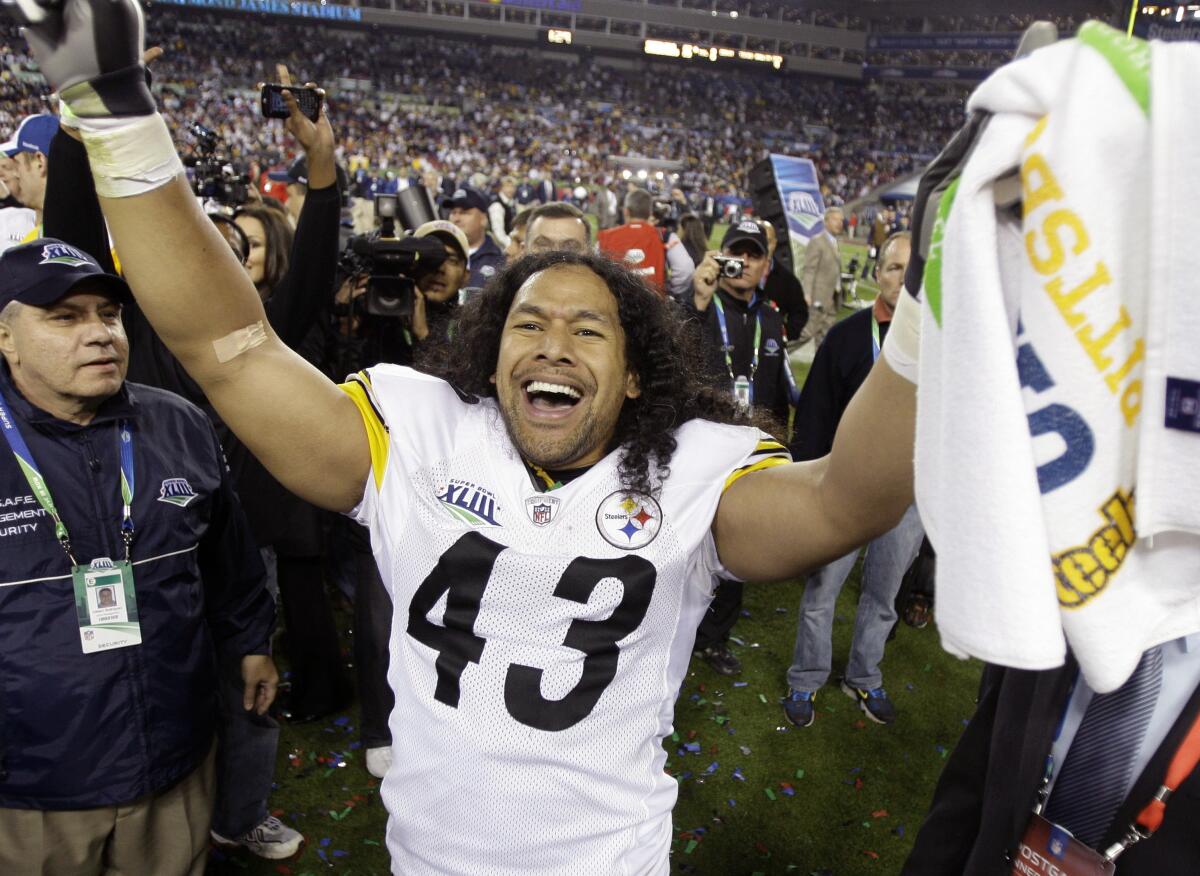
[20,6,922,871]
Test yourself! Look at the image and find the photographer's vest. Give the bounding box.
[597,222,666,294]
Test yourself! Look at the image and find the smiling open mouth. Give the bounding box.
[524,380,582,412]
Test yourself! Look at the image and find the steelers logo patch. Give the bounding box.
[595,491,662,550]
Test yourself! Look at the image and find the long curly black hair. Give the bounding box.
[420,250,761,497]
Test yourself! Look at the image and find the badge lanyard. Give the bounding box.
[713,293,762,405]
[871,313,882,363]
[0,388,135,566]
[1031,670,1200,863]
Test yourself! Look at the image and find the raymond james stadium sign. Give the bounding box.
[153,0,364,21]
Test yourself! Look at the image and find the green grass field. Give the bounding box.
[206,230,982,876]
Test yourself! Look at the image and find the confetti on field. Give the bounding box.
[795,768,805,779]
[872,809,889,819]
[764,788,776,801]
[732,767,746,782]
[684,839,699,854]
[862,850,880,860]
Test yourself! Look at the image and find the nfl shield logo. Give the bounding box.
[524,495,560,527]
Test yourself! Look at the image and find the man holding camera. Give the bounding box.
[409,219,470,345]
[687,219,793,676]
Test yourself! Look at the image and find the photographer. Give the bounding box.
[409,220,470,346]
[687,220,794,677]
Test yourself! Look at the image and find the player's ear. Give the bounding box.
[625,368,641,400]
[489,372,496,385]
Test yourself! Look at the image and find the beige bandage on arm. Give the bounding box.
[881,290,921,384]
[212,322,268,364]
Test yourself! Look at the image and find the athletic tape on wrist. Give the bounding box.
[212,322,268,364]
[881,290,921,384]
[78,114,185,199]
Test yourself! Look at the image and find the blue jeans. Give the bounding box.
[787,505,924,692]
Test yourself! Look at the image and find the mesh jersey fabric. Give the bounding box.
[342,364,787,876]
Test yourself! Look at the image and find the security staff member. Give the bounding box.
[0,240,276,876]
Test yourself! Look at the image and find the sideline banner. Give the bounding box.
[766,154,826,269]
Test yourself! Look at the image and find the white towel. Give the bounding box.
[915,23,1200,693]
[1135,41,1200,539]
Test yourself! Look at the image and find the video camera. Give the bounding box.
[185,123,250,208]
[338,190,442,318]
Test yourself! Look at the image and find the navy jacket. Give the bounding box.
[789,307,889,462]
[467,234,506,289]
[0,371,273,810]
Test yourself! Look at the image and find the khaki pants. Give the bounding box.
[0,743,216,876]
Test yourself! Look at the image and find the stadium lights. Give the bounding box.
[637,170,648,180]
[622,170,632,180]
[548,29,572,44]
[655,171,664,180]
[644,39,782,70]
[730,10,738,17]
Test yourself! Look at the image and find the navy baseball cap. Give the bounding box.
[0,239,131,310]
[1,115,60,158]
[445,186,489,213]
[721,219,769,255]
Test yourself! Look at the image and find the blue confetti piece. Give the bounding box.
[318,849,328,862]
[684,742,701,753]
[335,716,350,726]
[849,767,862,775]
[896,824,906,837]
[320,837,332,847]
[727,798,737,807]
[732,767,746,782]
[333,850,349,858]
[732,682,749,688]
[680,771,693,780]
[689,693,701,702]
[349,741,363,750]
[703,761,719,775]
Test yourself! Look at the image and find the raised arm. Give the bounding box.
[21,6,369,512]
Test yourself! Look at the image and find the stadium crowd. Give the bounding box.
[0,11,967,204]
[3,1,1186,875]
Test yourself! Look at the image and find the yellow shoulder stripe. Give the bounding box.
[723,455,789,493]
[338,376,389,490]
[754,439,788,455]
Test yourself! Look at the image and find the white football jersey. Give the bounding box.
[341,365,788,876]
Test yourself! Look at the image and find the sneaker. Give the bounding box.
[694,642,742,676]
[366,745,393,779]
[841,680,897,725]
[783,689,816,728]
[211,815,303,860]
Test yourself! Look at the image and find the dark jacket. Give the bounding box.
[690,288,792,425]
[0,372,273,810]
[467,234,505,289]
[904,660,1200,875]
[789,307,888,462]
[761,256,808,343]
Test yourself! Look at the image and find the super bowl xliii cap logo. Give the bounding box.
[39,243,92,268]
[595,491,662,550]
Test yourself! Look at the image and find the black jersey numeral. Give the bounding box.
[505,555,656,731]
[407,532,505,708]
[406,533,657,730]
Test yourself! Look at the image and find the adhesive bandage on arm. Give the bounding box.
[74,113,185,199]
[212,322,268,364]
[881,291,921,384]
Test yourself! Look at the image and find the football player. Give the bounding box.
[20,3,920,872]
